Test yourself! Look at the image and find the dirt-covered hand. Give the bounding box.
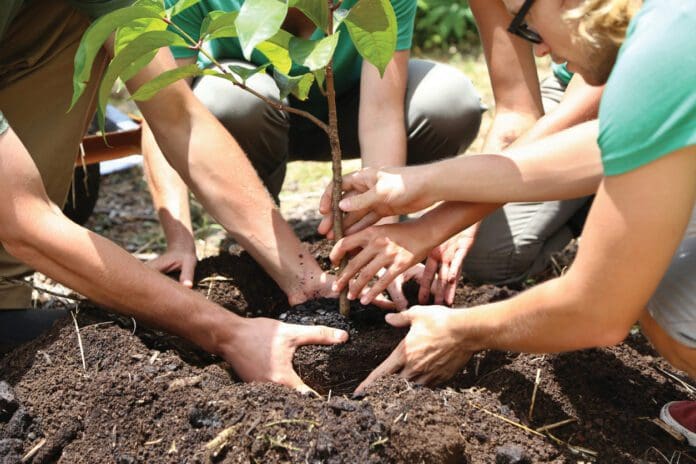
[419,224,480,306]
[355,306,472,393]
[223,317,349,394]
[145,241,197,288]
[318,167,432,239]
[329,222,432,307]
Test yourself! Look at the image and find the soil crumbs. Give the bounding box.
[2,242,695,463]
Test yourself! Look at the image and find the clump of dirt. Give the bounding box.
[1,240,694,463]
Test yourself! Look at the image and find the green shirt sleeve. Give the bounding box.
[392,0,417,51]
[598,0,696,176]
[166,0,206,60]
[67,0,134,18]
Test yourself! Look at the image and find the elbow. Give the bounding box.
[0,203,62,265]
[592,324,632,348]
[0,233,40,265]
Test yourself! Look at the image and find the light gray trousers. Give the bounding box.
[191,58,485,199]
[462,74,595,285]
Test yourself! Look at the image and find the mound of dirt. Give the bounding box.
[1,241,693,463]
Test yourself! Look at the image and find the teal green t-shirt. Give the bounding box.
[166,0,416,118]
[551,62,573,86]
[598,0,696,176]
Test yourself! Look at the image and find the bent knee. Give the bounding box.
[406,60,484,157]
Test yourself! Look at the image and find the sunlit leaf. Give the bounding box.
[272,70,315,100]
[97,30,188,131]
[114,16,168,54]
[343,0,396,76]
[130,63,204,100]
[314,68,326,91]
[167,0,203,17]
[289,32,340,71]
[71,6,165,110]
[256,30,292,73]
[200,10,239,40]
[289,0,328,32]
[235,0,288,60]
[225,63,271,83]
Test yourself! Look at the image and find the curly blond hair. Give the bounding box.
[564,0,643,49]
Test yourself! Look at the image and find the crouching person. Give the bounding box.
[0,0,348,392]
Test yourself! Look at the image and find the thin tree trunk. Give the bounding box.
[326,1,350,316]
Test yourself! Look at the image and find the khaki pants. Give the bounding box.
[463,74,595,285]
[0,0,106,308]
[191,59,485,199]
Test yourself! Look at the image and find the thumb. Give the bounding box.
[339,190,377,212]
[290,324,349,346]
[282,370,321,397]
[180,256,196,288]
[385,310,412,328]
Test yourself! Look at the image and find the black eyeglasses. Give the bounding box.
[507,0,543,44]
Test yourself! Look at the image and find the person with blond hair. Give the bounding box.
[321,0,696,443]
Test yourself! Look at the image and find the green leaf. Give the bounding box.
[114,16,168,54]
[235,0,288,60]
[97,30,188,131]
[167,0,203,17]
[130,63,204,100]
[200,10,239,40]
[288,32,340,71]
[272,70,315,100]
[343,0,397,76]
[314,68,326,90]
[256,30,292,74]
[225,63,271,83]
[288,0,328,32]
[71,6,165,110]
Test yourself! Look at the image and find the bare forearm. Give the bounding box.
[414,201,500,249]
[453,277,620,354]
[514,76,603,146]
[128,50,321,300]
[3,206,240,355]
[142,120,193,244]
[423,120,602,203]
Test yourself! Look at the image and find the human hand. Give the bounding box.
[355,306,472,393]
[419,224,480,306]
[145,238,197,288]
[329,222,432,307]
[380,264,427,311]
[222,317,349,394]
[290,269,395,310]
[318,167,433,239]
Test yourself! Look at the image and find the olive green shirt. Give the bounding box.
[0,0,133,133]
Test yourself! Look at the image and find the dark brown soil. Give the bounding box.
[1,241,694,463]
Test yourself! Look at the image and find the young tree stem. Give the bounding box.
[326,0,350,316]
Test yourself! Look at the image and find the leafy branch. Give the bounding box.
[71,0,397,316]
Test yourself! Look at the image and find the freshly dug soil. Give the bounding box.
[1,241,694,463]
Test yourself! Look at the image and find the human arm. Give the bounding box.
[142,118,196,287]
[122,46,334,305]
[513,73,603,147]
[140,56,201,287]
[330,201,500,306]
[319,119,603,234]
[358,51,409,170]
[470,0,543,153]
[357,145,696,390]
[0,126,348,391]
